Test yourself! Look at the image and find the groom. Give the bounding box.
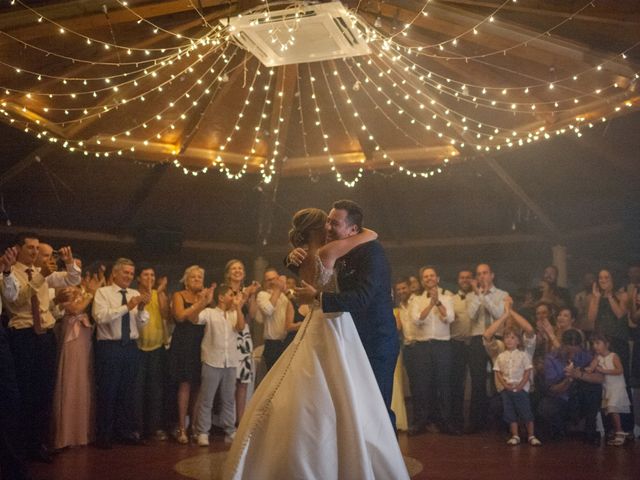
[288,200,399,428]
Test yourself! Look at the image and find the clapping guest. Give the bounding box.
[450,270,474,433]
[92,258,150,449]
[134,266,170,441]
[588,270,630,376]
[408,266,456,434]
[466,263,509,433]
[539,265,572,307]
[550,307,583,350]
[223,260,259,423]
[3,233,79,462]
[52,283,97,450]
[194,285,246,446]
[255,268,293,371]
[533,302,557,360]
[0,246,29,480]
[538,330,604,443]
[35,243,80,284]
[169,265,212,444]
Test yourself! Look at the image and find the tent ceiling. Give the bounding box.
[0,0,638,186]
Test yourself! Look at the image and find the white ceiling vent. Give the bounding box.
[223,2,371,67]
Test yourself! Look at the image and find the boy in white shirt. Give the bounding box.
[494,327,541,446]
[194,284,245,446]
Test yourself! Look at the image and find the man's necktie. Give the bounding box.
[26,268,45,335]
[120,289,131,344]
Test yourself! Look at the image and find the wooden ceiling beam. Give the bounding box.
[435,0,640,26]
[365,1,636,79]
[86,137,265,167]
[282,145,456,175]
[0,0,235,41]
[423,1,637,77]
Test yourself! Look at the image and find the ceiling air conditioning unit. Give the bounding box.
[223,1,371,67]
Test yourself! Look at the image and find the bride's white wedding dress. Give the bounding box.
[223,255,409,480]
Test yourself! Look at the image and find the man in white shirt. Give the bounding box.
[407,266,456,435]
[0,246,29,479]
[92,258,150,449]
[256,268,293,371]
[3,233,79,463]
[194,284,245,446]
[466,263,509,433]
[36,243,81,321]
[450,269,474,434]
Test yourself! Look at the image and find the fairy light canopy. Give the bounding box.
[0,0,639,188]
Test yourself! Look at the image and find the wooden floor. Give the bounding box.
[28,431,640,480]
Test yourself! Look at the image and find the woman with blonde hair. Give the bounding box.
[169,265,213,443]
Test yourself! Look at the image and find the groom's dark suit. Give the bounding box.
[320,240,399,428]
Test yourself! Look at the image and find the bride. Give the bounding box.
[223,208,409,480]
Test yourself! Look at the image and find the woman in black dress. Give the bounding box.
[169,265,211,443]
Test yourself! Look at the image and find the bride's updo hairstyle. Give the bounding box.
[289,208,328,247]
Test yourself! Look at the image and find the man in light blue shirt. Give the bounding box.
[465,263,509,433]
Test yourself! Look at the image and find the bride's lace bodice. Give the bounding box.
[314,254,338,293]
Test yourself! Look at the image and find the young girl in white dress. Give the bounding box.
[223,208,409,480]
[587,332,631,446]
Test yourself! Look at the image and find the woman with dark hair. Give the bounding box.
[224,208,408,480]
[588,270,630,373]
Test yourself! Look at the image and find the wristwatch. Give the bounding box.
[435,300,442,307]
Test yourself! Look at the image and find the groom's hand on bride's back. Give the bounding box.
[286,247,308,267]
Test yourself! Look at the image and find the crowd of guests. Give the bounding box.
[0,231,638,480]
[393,263,639,447]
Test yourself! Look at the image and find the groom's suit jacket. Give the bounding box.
[321,240,398,362]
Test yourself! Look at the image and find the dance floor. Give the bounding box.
[29,431,640,480]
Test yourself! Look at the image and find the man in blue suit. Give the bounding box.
[288,200,399,429]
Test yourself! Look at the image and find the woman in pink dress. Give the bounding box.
[52,285,95,449]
